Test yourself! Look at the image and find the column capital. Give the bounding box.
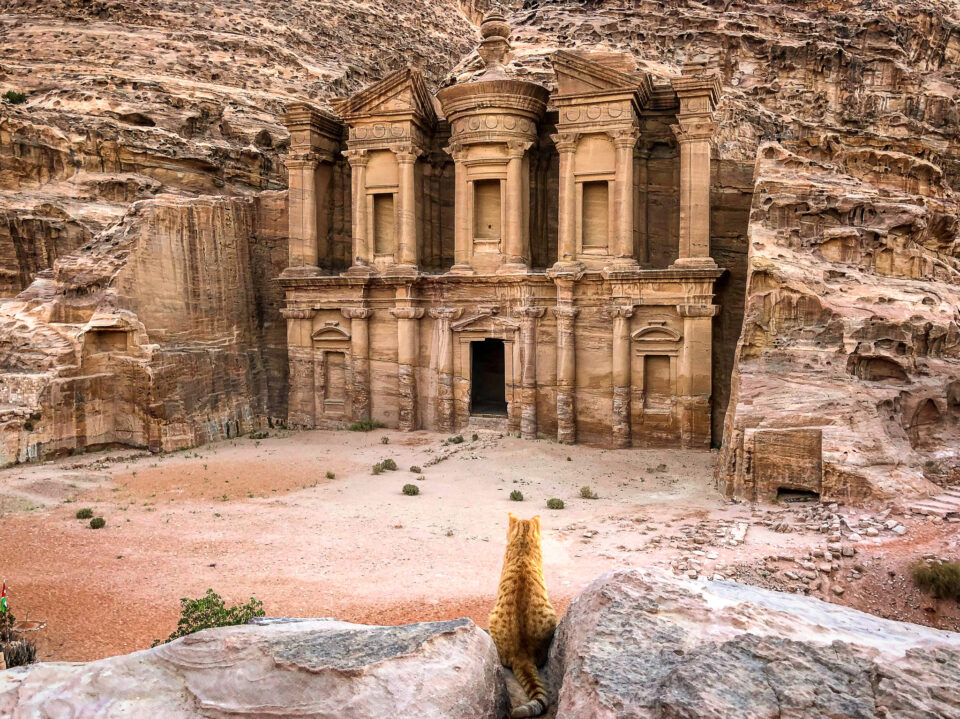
[550,132,579,154]
[676,304,718,318]
[608,127,640,149]
[280,307,316,320]
[341,307,374,320]
[342,148,369,167]
[604,304,635,319]
[506,139,533,158]
[513,306,546,320]
[443,141,467,161]
[392,143,424,163]
[390,307,425,320]
[553,305,579,320]
[428,306,463,321]
[671,119,717,144]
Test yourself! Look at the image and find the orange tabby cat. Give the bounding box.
[489,513,558,718]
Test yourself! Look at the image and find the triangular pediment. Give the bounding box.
[552,50,639,96]
[331,68,437,125]
[452,313,520,334]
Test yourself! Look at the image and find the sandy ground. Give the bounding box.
[1,428,958,662]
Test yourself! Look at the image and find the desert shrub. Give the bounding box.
[912,560,960,601]
[0,613,36,668]
[325,471,335,479]
[656,463,667,472]
[471,433,479,441]
[510,490,524,501]
[248,431,269,440]
[90,517,105,529]
[579,486,598,500]
[381,436,390,444]
[448,435,464,444]
[75,508,93,519]
[372,462,384,475]
[348,419,385,432]
[381,458,397,471]
[409,465,422,473]
[402,483,420,496]
[152,589,264,647]
[546,498,564,510]
[2,90,26,104]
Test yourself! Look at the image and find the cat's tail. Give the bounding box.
[511,655,548,718]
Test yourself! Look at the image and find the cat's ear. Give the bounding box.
[508,512,517,527]
[532,515,541,530]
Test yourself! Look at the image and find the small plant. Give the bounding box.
[912,560,960,602]
[381,436,390,445]
[409,465,422,473]
[0,612,37,668]
[325,471,335,479]
[510,490,524,501]
[152,589,264,647]
[471,433,479,441]
[372,462,384,475]
[546,498,565,510]
[656,463,667,472]
[448,435,464,444]
[347,418,386,432]
[2,90,27,105]
[381,458,397,471]
[90,517,106,529]
[75,508,94,519]
[402,483,420,496]
[580,486,598,500]
[248,431,269,440]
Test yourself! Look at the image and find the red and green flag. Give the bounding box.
[0,582,7,613]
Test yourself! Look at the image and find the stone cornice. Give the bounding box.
[280,102,343,140]
[280,307,316,319]
[676,304,719,318]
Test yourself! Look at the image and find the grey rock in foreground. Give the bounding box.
[0,617,507,719]
[545,569,960,719]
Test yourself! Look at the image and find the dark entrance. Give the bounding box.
[470,338,507,416]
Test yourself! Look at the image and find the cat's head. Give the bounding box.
[507,513,541,544]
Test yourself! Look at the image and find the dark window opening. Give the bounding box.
[776,487,820,503]
[470,338,507,416]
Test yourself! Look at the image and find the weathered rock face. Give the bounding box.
[544,569,960,719]
[5,573,960,717]
[0,617,508,718]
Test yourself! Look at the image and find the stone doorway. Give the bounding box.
[470,338,507,416]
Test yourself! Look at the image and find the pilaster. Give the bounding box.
[677,303,717,448]
[391,305,425,431]
[551,132,582,272]
[428,306,463,432]
[553,305,579,444]
[513,306,545,439]
[343,150,375,276]
[609,127,640,270]
[342,307,373,421]
[393,143,421,274]
[609,305,635,448]
[281,307,317,427]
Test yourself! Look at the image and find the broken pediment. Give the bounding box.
[331,68,437,126]
[552,50,641,96]
[451,312,520,334]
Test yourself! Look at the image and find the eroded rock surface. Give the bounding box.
[545,569,960,719]
[0,617,508,718]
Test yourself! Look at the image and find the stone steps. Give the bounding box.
[909,489,960,518]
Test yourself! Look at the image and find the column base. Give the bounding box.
[446,263,476,276]
[549,260,584,274]
[281,265,322,278]
[496,262,531,276]
[670,256,718,270]
[381,263,419,278]
[343,264,378,278]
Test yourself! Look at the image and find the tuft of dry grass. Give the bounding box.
[912,560,960,601]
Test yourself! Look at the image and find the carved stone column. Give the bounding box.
[514,306,545,439]
[611,128,640,268]
[285,153,320,272]
[344,149,374,275]
[553,305,579,443]
[502,140,531,272]
[391,306,425,430]
[677,303,717,448]
[446,142,474,275]
[395,145,420,271]
[429,306,463,432]
[610,305,635,448]
[342,307,373,422]
[636,146,650,264]
[281,307,317,427]
[671,66,721,268]
[551,132,580,270]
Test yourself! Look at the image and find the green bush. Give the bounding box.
[0,612,36,667]
[912,560,960,601]
[372,462,384,475]
[152,589,264,647]
[546,498,564,510]
[348,419,385,432]
[448,435,464,444]
[381,436,390,444]
[248,431,269,440]
[402,483,420,496]
[381,458,397,471]
[510,490,523,501]
[2,90,26,105]
[409,465,422,473]
[75,508,94,519]
[579,486,598,500]
[325,471,335,479]
[90,517,106,529]
[471,433,479,441]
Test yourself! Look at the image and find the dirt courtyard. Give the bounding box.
[2,427,958,661]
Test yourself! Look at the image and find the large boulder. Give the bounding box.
[0,617,508,718]
[545,569,960,718]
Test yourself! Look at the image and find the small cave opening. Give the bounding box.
[776,487,821,503]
